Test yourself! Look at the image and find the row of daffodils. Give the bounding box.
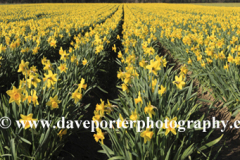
[94,4,223,160]
[132,4,240,116]
[0,4,123,159]
[0,4,118,93]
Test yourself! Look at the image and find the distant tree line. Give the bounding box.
[0,0,239,3]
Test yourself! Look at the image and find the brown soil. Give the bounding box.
[196,82,240,160]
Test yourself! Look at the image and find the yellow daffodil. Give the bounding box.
[82,58,88,66]
[228,54,234,63]
[144,102,156,119]
[78,78,87,90]
[163,117,180,136]
[122,83,129,92]
[130,109,138,121]
[58,63,68,73]
[96,99,105,116]
[112,44,117,53]
[180,65,188,75]
[58,129,67,141]
[140,126,154,143]
[26,74,41,88]
[151,79,158,93]
[139,59,147,68]
[104,99,114,114]
[224,63,229,71]
[6,86,23,106]
[43,70,57,88]
[117,35,120,40]
[158,85,166,96]
[94,128,104,144]
[72,89,82,104]
[188,58,192,64]
[146,60,161,76]
[19,113,38,129]
[118,51,123,58]
[50,38,57,48]
[43,60,53,71]
[18,60,29,75]
[134,91,143,104]
[46,95,61,110]
[173,75,185,90]
[92,110,102,124]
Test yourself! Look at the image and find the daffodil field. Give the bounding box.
[0,3,239,159]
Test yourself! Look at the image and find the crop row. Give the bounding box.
[0,4,123,159]
[131,4,240,115]
[94,4,223,160]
